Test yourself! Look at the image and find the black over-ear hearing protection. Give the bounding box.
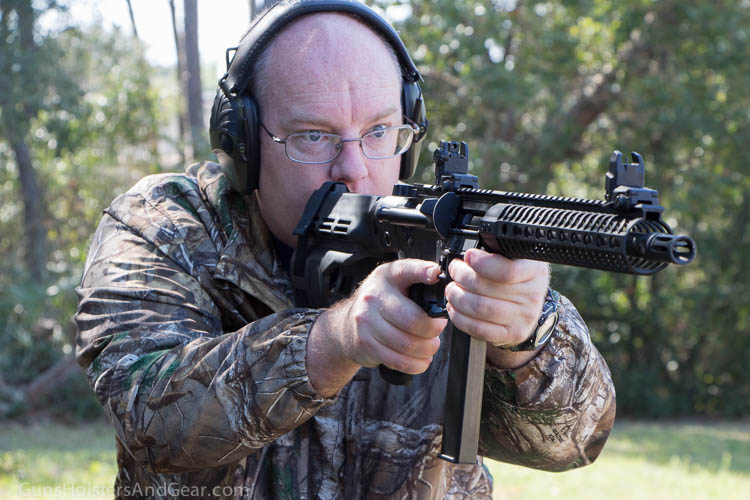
[209,0,428,193]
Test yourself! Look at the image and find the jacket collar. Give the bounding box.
[194,162,295,313]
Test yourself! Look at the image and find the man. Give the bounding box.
[76,2,615,498]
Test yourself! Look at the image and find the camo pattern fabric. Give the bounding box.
[75,161,615,499]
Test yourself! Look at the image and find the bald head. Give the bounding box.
[251,13,402,113]
[250,12,407,248]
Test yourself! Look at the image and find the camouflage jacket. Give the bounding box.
[75,162,615,499]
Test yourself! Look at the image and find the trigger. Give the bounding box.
[425,272,449,318]
[427,304,448,318]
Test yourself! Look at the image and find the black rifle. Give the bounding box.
[291,140,696,464]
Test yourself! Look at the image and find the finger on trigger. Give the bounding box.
[387,258,441,289]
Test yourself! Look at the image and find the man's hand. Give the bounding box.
[445,248,550,369]
[306,259,447,397]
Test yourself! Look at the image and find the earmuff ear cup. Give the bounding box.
[238,94,261,192]
[400,81,427,180]
[209,90,261,193]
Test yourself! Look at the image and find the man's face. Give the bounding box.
[255,14,403,248]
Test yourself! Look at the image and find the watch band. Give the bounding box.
[501,288,560,352]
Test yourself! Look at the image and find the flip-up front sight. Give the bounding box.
[434,140,469,177]
[605,151,661,213]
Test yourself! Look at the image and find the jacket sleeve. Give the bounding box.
[75,212,332,474]
[479,294,616,471]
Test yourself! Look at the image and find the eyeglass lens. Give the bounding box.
[285,125,414,163]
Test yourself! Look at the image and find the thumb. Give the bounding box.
[383,259,441,291]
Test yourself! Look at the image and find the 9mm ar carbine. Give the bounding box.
[291,140,696,464]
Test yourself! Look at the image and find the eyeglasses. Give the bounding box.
[259,118,420,164]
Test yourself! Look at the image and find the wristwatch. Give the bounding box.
[502,289,560,352]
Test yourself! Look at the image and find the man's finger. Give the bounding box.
[463,248,548,285]
[383,258,441,290]
[446,302,514,345]
[371,322,442,360]
[444,281,517,322]
[380,301,448,339]
[448,258,542,301]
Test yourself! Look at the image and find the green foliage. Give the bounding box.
[0,2,164,417]
[0,272,67,386]
[374,0,750,416]
[0,8,164,278]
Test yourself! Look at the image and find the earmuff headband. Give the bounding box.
[220,0,422,98]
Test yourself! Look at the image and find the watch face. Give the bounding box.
[535,311,559,347]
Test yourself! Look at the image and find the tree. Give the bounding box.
[0,2,163,417]
[168,0,189,163]
[168,0,208,161]
[0,0,52,281]
[375,0,750,417]
[126,0,138,38]
[183,0,205,157]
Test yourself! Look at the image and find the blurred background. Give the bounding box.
[0,0,748,497]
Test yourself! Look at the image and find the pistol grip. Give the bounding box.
[378,365,413,385]
[378,279,449,386]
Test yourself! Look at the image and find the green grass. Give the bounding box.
[0,420,748,499]
[486,421,750,500]
[0,420,116,499]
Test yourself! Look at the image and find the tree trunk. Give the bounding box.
[9,136,47,281]
[169,0,189,163]
[184,0,204,159]
[5,1,48,281]
[126,0,139,39]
